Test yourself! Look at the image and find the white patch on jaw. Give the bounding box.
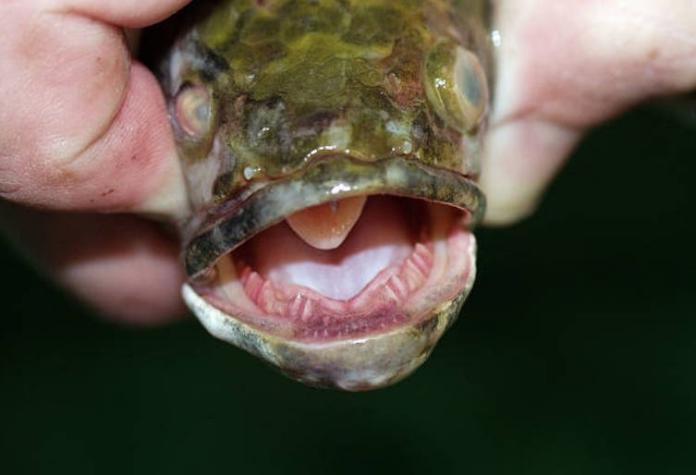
[321,123,352,150]
[244,166,262,180]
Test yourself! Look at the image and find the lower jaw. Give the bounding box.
[182,200,477,390]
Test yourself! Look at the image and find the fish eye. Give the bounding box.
[454,48,488,121]
[174,84,212,139]
[424,43,488,133]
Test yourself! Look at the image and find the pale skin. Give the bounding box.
[0,0,694,323]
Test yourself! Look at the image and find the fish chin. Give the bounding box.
[182,195,477,391]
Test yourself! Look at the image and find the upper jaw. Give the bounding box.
[183,154,485,279]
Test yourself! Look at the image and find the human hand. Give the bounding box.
[0,0,192,324]
[482,0,696,224]
[2,0,694,323]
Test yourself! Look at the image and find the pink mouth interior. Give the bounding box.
[242,197,421,300]
[199,196,474,341]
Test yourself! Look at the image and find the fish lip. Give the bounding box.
[183,284,459,390]
[183,154,485,279]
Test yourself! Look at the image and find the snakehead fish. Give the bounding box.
[150,0,493,390]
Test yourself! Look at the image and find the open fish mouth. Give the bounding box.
[182,155,483,390]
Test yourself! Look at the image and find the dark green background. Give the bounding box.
[1,108,695,474]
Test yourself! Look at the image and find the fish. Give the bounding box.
[150,0,493,390]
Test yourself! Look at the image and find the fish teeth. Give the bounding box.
[256,280,273,312]
[403,259,425,290]
[415,242,433,259]
[258,281,290,316]
[388,275,409,301]
[289,294,307,321]
[348,269,392,311]
[235,237,436,321]
[383,280,402,304]
[239,265,253,284]
[411,243,432,274]
[301,298,315,322]
[243,271,265,303]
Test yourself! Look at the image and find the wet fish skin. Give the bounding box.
[152,0,493,389]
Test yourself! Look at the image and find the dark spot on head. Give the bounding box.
[415,314,439,336]
[213,172,234,200]
[194,44,230,82]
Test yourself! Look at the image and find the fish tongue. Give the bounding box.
[286,196,367,250]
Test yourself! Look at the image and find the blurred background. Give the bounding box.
[1,106,695,474]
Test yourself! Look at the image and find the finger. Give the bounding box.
[0,1,189,219]
[53,0,192,28]
[482,0,696,225]
[1,205,186,325]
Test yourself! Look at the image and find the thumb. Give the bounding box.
[0,0,191,218]
[482,0,696,225]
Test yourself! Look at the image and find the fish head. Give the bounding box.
[155,0,492,390]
